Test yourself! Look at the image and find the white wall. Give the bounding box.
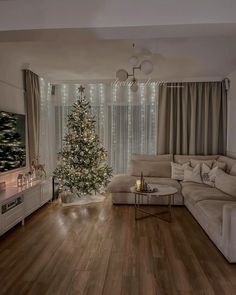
[227,70,236,158]
[0,57,27,184]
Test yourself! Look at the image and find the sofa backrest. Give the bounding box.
[129,154,172,178]
[131,154,173,162]
[129,160,171,178]
[174,155,219,164]
[129,153,236,178]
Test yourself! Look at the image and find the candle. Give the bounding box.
[136,180,141,191]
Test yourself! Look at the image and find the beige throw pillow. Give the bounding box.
[183,164,202,183]
[171,162,189,181]
[215,169,236,197]
[201,163,218,187]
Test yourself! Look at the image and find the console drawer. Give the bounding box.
[1,196,24,233]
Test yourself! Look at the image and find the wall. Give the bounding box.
[0,57,28,185]
[227,70,236,158]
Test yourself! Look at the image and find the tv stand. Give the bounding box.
[0,178,52,236]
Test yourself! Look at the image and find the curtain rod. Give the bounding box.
[51,78,223,85]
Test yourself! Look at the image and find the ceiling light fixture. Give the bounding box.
[115,44,154,92]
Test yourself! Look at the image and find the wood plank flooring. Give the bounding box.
[0,196,236,295]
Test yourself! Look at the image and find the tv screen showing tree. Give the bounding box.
[0,111,26,172]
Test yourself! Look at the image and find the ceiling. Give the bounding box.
[1,0,236,82]
[0,25,236,82]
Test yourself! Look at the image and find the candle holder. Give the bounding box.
[135,172,158,193]
[17,174,25,187]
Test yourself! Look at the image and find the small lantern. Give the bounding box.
[17,174,24,187]
[28,171,33,183]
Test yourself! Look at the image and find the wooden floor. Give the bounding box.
[0,197,236,295]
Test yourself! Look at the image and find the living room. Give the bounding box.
[0,1,236,294]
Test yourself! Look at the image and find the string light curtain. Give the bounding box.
[39,78,55,175]
[54,82,158,174]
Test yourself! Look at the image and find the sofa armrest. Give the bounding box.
[222,203,236,262]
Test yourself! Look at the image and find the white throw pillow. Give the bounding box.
[215,169,236,197]
[183,164,202,183]
[171,162,189,181]
[201,163,218,187]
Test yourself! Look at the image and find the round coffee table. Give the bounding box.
[130,185,178,222]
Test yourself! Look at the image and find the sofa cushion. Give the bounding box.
[181,182,235,205]
[217,156,236,173]
[107,175,181,193]
[230,163,236,176]
[215,169,236,197]
[131,154,173,162]
[144,177,181,192]
[129,160,171,178]
[195,200,236,234]
[174,155,219,164]
[212,160,227,171]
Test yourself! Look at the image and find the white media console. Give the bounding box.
[0,178,52,236]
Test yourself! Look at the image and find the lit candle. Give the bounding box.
[136,180,141,191]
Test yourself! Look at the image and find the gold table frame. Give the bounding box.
[131,186,178,223]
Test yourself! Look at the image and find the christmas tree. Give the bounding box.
[54,86,112,197]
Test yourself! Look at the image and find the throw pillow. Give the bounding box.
[183,164,202,183]
[190,159,213,168]
[212,160,227,171]
[171,162,189,181]
[201,163,218,187]
[215,169,236,197]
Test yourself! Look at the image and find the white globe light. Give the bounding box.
[128,56,139,67]
[116,69,128,82]
[130,80,138,92]
[141,60,153,75]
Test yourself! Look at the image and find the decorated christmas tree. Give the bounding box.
[54,86,112,197]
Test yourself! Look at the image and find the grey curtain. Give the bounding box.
[23,70,40,166]
[158,81,227,155]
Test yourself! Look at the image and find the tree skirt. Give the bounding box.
[59,192,106,207]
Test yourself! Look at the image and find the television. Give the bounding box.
[0,111,26,172]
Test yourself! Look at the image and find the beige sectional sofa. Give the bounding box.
[107,154,236,263]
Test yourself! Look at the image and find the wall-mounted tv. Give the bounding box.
[0,111,26,172]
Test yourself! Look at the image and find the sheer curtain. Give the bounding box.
[39,78,55,175]
[54,82,158,174]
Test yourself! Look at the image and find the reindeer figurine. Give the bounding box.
[31,157,47,179]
